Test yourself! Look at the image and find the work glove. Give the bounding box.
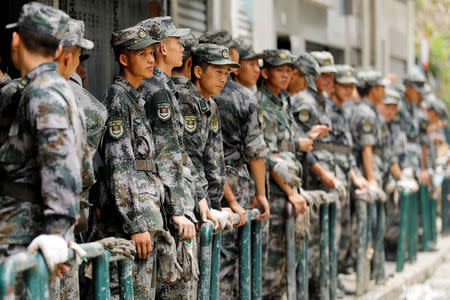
[98,237,137,260]
[370,185,387,202]
[28,234,70,278]
[295,206,310,245]
[273,158,302,187]
[354,188,374,204]
[154,231,183,283]
[177,238,199,282]
[334,179,347,204]
[209,209,234,233]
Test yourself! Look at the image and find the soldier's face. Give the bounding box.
[234,58,260,87]
[196,64,231,97]
[67,46,81,79]
[287,69,307,94]
[335,83,354,102]
[122,45,155,79]
[373,85,385,103]
[161,37,184,67]
[381,103,398,121]
[265,64,292,91]
[315,72,334,95]
[405,85,421,103]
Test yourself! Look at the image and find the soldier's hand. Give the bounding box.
[308,125,329,140]
[229,200,247,227]
[172,215,196,239]
[418,169,430,185]
[56,263,70,280]
[130,231,152,259]
[198,198,219,230]
[353,175,369,190]
[287,192,307,216]
[320,170,337,189]
[298,137,313,152]
[249,194,270,220]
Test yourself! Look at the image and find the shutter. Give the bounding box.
[177,0,207,37]
[237,1,252,43]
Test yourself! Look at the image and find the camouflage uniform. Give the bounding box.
[99,25,161,299]
[0,73,11,89]
[213,45,268,298]
[257,49,299,299]
[171,33,198,90]
[138,17,201,299]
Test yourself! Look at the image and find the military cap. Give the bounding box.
[262,49,293,67]
[383,87,401,105]
[310,51,337,73]
[199,31,240,48]
[139,16,190,41]
[425,98,448,119]
[334,65,357,85]
[60,18,94,50]
[6,2,69,40]
[356,69,387,88]
[403,72,426,93]
[111,25,159,51]
[237,41,263,60]
[180,33,199,59]
[292,53,320,91]
[192,43,240,68]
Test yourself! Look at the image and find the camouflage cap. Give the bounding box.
[111,25,159,51]
[425,98,448,119]
[180,33,199,60]
[138,16,190,41]
[237,41,263,60]
[262,49,293,67]
[192,43,240,68]
[60,18,94,50]
[334,65,357,85]
[291,53,320,91]
[199,31,240,48]
[310,51,337,74]
[383,87,401,105]
[404,72,426,94]
[356,69,387,88]
[6,2,69,40]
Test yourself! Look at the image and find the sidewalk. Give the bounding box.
[340,235,450,300]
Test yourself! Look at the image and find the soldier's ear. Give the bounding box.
[193,65,203,80]
[261,67,269,80]
[53,45,63,61]
[186,56,192,69]
[119,53,129,68]
[11,32,20,51]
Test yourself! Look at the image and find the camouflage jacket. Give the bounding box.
[0,62,85,245]
[179,81,225,210]
[213,78,268,165]
[140,67,197,218]
[100,76,164,235]
[349,98,385,182]
[0,79,21,145]
[171,75,189,91]
[397,98,422,169]
[387,113,407,164]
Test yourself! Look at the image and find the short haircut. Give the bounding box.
[190,60,209,83]
[357,86,371,97]
[18,29,60,57]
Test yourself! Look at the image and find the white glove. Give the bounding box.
[354,189,374,204]
[334,180,347,203]
[273,159,302,187]
[210,209,234,233]
[397,178,419,193]
[369,185,387,202]
[28,234,69,273]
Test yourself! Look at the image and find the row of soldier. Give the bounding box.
[0,2,448,299]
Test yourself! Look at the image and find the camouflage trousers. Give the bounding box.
[219,164,253,299]
[261,183,289,299]
[155,236,199,300]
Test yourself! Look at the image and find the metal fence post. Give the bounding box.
[297,239,308,300]
[209,233,221,300]
[251,220,262,300]
[420,185,431,251]
[408,192,418,261]
[198,221,214,300]
[117,257,133,300]
[430,197,437,243]
[319,204,330,300]
[396,190,409,272]
[356,201,367,296]
[93,249,111,300]
[442,177,450,235]
[374,201,385,283]
[328,202,337,300]
[286,202,296,300]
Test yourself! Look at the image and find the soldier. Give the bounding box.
[0,2,86,294]
[99,24,161,299]
[257,49,308,299]
[0,56,11,89]
[138,17,218,299]
[202,35,271,298]
[331,65,369,282]
[171,33,198,89]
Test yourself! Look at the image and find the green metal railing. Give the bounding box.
[442,177,450,235]
[198,209,261,300]
[0,242,133,300]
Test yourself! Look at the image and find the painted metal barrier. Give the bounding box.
[0,242,133,300]
[442,177,450,235]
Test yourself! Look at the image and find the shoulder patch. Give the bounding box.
[392,114,400,122]
[184,115,198,133]
[362,121,372,133]
[258,107,264,125]
[156,102,172,121]
[108,118,125,139]
[381,127,387,138]
[298,109,309,123]
[211,115,220,134]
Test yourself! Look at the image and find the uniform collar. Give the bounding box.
[114,76,142,100]
[186,80,210,115]
[24,62,58,83]
[171,75,188,85]
[362,97,377,112]
[260,85,284,106]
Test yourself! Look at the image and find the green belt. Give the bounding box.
[314,142,351,154]
[135,159,157,173]
[0,181,40,203]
